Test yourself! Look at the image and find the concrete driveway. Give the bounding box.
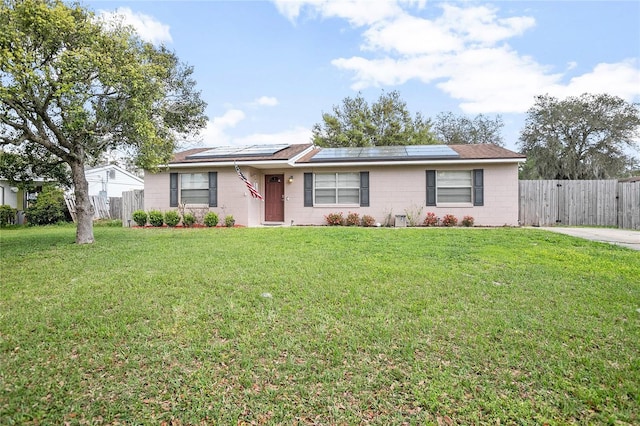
[541,227,640,251]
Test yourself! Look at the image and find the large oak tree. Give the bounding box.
[312,90,437,147]
[0,0,207,243]
[518,93,640,179]
[433,112,504,146]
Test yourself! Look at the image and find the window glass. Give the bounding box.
[338,173,360,187]
[437,171,472,203]
[314,172,360,205]
[181,173,209,204]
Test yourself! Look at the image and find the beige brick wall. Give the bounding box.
[145,163,520,227]
[287,163,519,227]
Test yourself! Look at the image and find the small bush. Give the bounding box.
[345,211,360,226]
[361,214,376,227]
[325,212,344,226]
[204,212,219,227]
[182,213,196,227]
[164,210,180,227]
[382,209,394,227]
[441,214,458,227]
[423,212,438,227]
[0,205,16,227]
[461,215,475,227]
[132,210,147,227]
[405,204,424,227]
[148,210,164,227]
[24,185,67,226]
[224,215,235,227]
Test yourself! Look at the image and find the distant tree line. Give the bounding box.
[312,91,640,179]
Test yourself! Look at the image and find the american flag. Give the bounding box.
[234,163,264,200]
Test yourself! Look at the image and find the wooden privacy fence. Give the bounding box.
[108,197,122,221]
[121,189,144,226]
[519,180,639,230]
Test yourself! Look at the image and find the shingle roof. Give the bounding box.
[449,144,526,159]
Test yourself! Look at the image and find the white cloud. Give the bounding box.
[549,59,640,100]
[97,7,172,45]
[437,48,561,114]
[200,109,310,147]
[438,4,535,47]
[252,96,279,107]
[200,109,246,145]
[362,14,462,55]
[272,0,402,26]
[276,0,640,114]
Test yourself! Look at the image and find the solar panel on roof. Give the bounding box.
[361,146,406,157]
[186,144,290,159]
[310,145,459,162]
[312,148,361,160]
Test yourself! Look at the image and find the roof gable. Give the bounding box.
[85,164,144,183]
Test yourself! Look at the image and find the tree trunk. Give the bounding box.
[70,160,95,244]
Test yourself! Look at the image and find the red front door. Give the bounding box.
[264,174,284,222]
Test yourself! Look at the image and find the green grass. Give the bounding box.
[1,225,639,425]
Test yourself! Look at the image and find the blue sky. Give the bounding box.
[88,0,640,152]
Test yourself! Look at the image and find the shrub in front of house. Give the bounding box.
[224,215,235,227]
[132,210,147,227]
[441,214,458,227]
[182,213,196,227]
[24,185,68,226]
[345,211,360,226]
[148,210,164,227]
[461,215,475,227]
[164,210,180,227]
[0,205,16,227]
[203,212,219,227]
[361,214,376,227]
[324,212,344,226]
[423,212,439,227]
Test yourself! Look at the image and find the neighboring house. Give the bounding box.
[85,164,144,198]
[0,179,19,209]
[0,178,49,224]
[144,143,526,227]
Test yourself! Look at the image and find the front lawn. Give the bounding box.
[1,225,638,424]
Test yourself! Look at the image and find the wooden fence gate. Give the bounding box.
[519,180,639,229]
[121,189,144,226]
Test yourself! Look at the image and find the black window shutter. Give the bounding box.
[360,171,369,207]
[169,173,178,207]
[209,172,217,207]
[473,169,484,206]
[304,173,313,207]
[426,170,436,206]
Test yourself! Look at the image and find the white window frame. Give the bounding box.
[314,172,360,205]
[180,173,209,205]
[436,170,473,205]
